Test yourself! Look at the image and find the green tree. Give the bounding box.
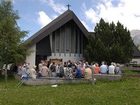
[85,18,133,64]
[0,1,27,67]
[84,35,96,63]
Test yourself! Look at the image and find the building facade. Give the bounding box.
[25,10,89,67]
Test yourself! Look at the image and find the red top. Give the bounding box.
[94,66,100,74]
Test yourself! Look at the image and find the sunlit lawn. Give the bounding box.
[0,75,140,105]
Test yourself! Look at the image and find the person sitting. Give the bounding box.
[108,62,115,74]
[115,63,122,75]
[17,65,22,76]
[100,61,108,74]
[59,63,64,78]
[29,65,37,79]
[84,66,92,79]
[50,62,56,77]
[67,60,72,68]
[75,66,82,78]
[41,64,49,77]
[56,64,61,77]
[94,63,100,74]
[80,66,85,78]
[21,65,29,80]
[38,60,44,77]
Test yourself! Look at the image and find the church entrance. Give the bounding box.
[35,35,51,68]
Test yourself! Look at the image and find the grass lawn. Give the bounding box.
[0,76,140,105]
[123,70,140,74]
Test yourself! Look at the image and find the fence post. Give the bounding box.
[5,64,8,88]
[91,66,95,85]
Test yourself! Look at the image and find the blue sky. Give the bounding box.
[8,0,140,38]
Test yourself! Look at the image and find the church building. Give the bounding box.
[25,9,89,67]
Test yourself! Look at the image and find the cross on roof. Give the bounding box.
[66,4,71,10]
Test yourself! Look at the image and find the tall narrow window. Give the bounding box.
[52,32,55,53]
[60,25,65,53]
[76,28,80,53]
[55,29,60,53]
[79,31,82,53]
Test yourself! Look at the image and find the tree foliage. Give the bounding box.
[85,18,134,64]
[0,1,27,66]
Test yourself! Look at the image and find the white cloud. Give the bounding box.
[45,0,66,14]
[38,11,52,28]
[85,8,100,24]
[83,0,140,31]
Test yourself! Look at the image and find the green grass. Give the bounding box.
[0,76,140,105]
[123,69,140,75]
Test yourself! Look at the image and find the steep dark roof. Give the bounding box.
[133,45,140,58]
[25,10,89,45]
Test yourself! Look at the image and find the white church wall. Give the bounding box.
[26,44,36,68]
[47,53,83,63]
[131,58,140,64]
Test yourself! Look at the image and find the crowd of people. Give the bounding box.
[17,60,122,80]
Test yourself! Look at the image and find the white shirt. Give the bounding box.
[30,68,36,79]
[108,65,115,74]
